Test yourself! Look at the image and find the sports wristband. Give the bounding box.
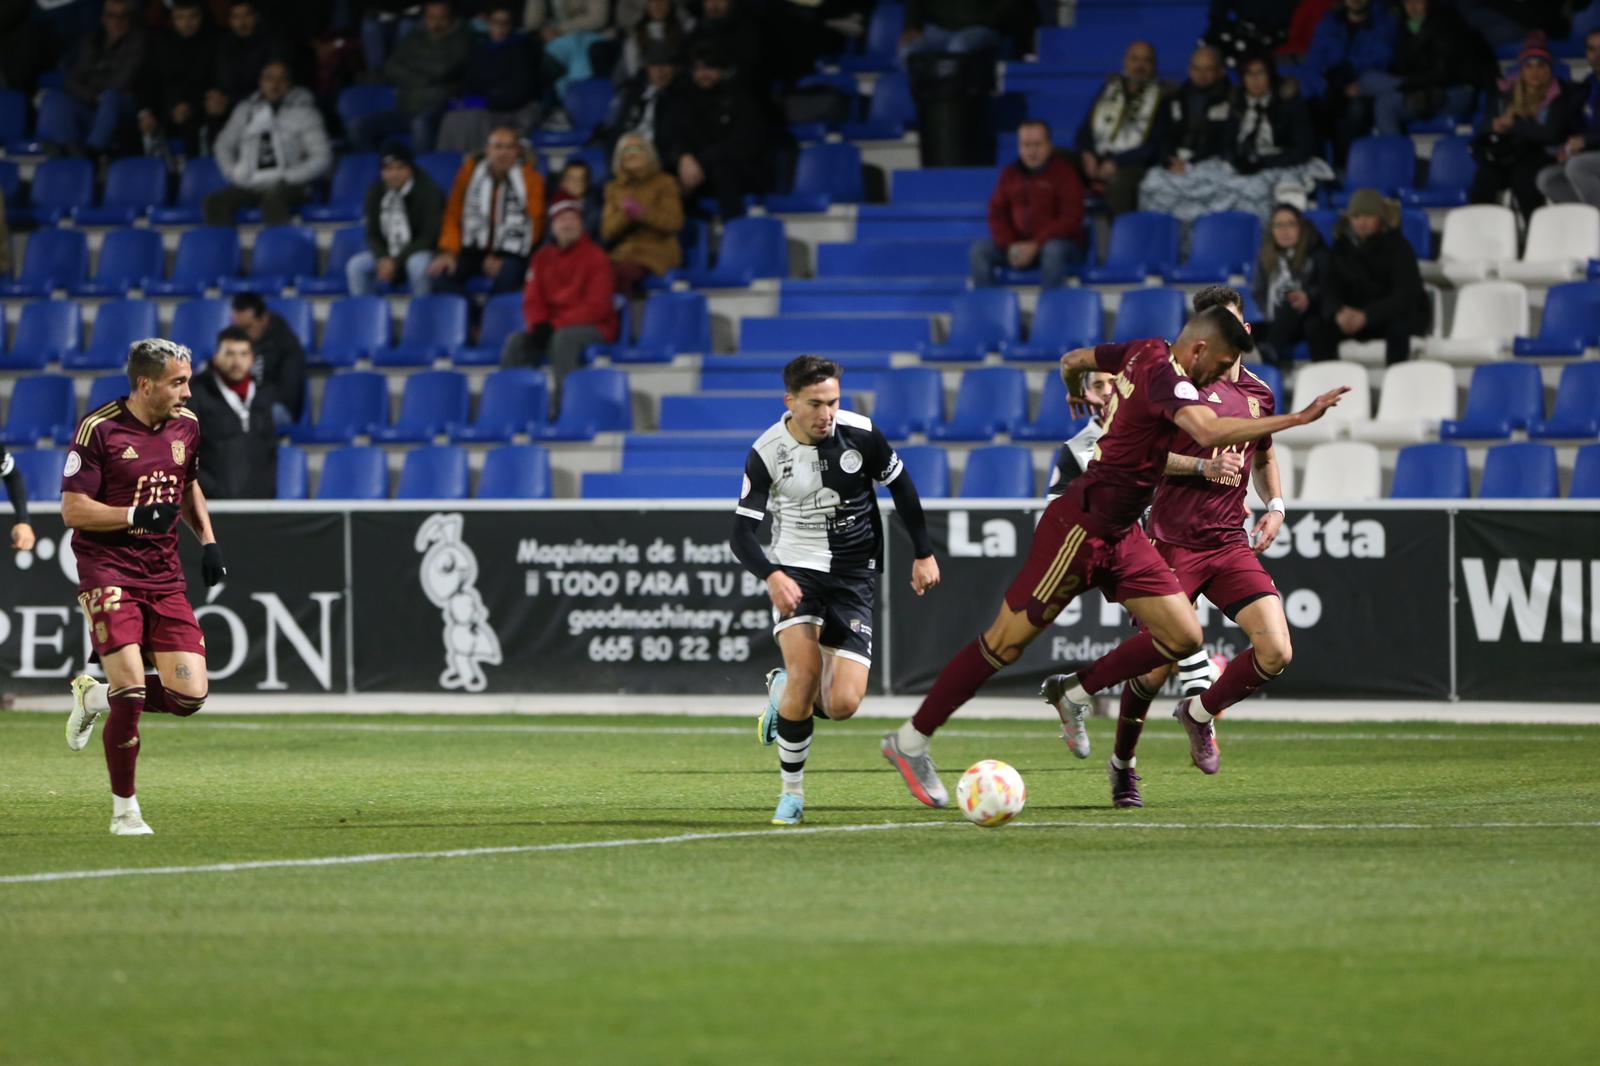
[1195,457,1206,475]
[1267,497,1286,515]
[127,506,135,527]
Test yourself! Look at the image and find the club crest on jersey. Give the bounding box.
[839,449,863,474]
[171,440,186,465]
[1248,396,1261,419]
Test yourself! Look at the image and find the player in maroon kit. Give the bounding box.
[883,306,1346,808]
[60,338,227,836]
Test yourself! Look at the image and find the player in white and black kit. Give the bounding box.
[730,355,941,826]
[1044,368,1115,501]
[1,445,37,552]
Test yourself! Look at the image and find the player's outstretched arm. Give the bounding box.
[1173,386,1350,449]
[1165,451,1244,481]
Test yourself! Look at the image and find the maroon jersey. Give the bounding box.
[1064,339,1208,531]
[1147,366,1277,550]
[62,399,201,593]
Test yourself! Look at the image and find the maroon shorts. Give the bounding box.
[1004,496,1183,626]
[1155,538,1279,619]
[76,584,206,659]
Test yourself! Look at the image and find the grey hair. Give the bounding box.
[126,338,193,390]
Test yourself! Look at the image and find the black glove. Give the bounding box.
[201,542,227,586]
[131,502,180,533]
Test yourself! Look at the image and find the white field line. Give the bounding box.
[4,819,1599,887]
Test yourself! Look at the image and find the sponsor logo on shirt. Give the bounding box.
[121,446,139,460]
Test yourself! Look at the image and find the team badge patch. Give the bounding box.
[171,440,186,465]
[1174,381,1200,401]
[63,452,82,477]
[1248,397,1261,419]
[839,449,863,474]
[741,474,751,497]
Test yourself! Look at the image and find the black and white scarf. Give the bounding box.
[460,160,534,257]
[380,179,414,257]
[1089,77,1161,156]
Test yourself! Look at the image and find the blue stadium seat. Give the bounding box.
[313,296,392,368]
[74,228,163,297]
[0,89,25,148]
[1512,282,1600,357]
[265,296,314,348]
[303,154,380,223]
[478,444,553,499]
[741,315,930,353]
[587,291,710,364]
[814,239,973,278]
[1113,287,1186,342]
[1401,135,1476,207]
[659,393,781,432]
[766,142,864,212]
[1166,211,1261,283]
[779,277,967,315]
[316,445,390,500]
[835,2,904,73]
[698,353,894,393]
[296,226,368,295]
[620,435,749,471]
[69,299,157,370]
[840,71,914,139]
[2,375,77,445]
[1011,382,1088,442]
[415,151,464,196]
[169,299,230,363]
[1002,288,1104,361]
[453,368,549,442]
[532,77,615,148]
[456,291,524,366]
[921,289,1021,361]
[85,373,126,413]
[891,444,950,498]
[870,367,944,439]
[854,203,988,241]
[1390,443,1469,498]
[1571,443,1600,498]
[537,367,632,440]
[144,227,240,296]
[395,445,470,499]
[1401,208,1432,260]
[372,369,469,442]
[684,216,788,287]
[277,444,309,499]
[381,294,468,366]
[11,447,66,502]
[929,367,1028,441]
[26,88,78,153]
[582,471,733,498]
[74,157,167,225]
[26,157,93,224]
[221,226,317,294]
[149,156,227,225]
[1243,363,1284,410]
[960,444,1034,497]
[4,301,82,369]
[337,84,397,128]
[0,227,88,297]
[1086,211,1180,283]
[887,166,998,204]
[1334,136,1417,204]
[1479,442,1559,498]
[1529,362,1600,439]
[0,160,18,203]
[289,371,389,444]
[1441,363,1544,439]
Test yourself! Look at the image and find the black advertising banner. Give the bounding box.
[347,509,840,694]
[1454,511,1600,701]
[0,512,346,695]
[887,507,1452,700]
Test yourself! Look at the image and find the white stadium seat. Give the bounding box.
[1274,360,1371,446]
[1299,441,1382,501]
[1438,205,1518,286]
[1348,359,1458,445]
[1497,203,1600,287]
[1423,280,1531,363]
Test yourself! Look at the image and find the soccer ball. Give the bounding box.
[956,760,1026,827]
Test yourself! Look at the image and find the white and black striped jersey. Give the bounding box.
[1046,418,1105,498]
[735,410,904,575]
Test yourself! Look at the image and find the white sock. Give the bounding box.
[895,720,929,757]
[112,794,140,817]
[779,771,804,796]
[87,683,110,713]
[1110,754,1135,770]
[1186,698,1215,724]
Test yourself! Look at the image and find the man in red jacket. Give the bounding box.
[970,119,1088,289]
[501,197,619,392]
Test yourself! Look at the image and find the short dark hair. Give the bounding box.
[171,0,204,10]
[560,159,591,178]
[230,292,267,318]
[1187,304,1255,356]
[1192,285,1242,314]
[783,355,841,394]
[1017,118,1051,139]
[216,325,252,348]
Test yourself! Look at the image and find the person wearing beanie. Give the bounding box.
[348,141,446,296]
[1469,31,1585,220]
[501,197,619,394]
[1307,188,1429,365]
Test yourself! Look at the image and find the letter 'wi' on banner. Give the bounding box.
[1454,510,1600,702]
[884,507,1452,700]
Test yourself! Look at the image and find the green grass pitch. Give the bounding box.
[2,712,1597,1065]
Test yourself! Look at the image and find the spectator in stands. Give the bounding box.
[1308,188,1429,365]
[1536,28,1600,207]
[555,158,604,239]
[618,0,693,83]
[502,197,619,390]
[970,119,1086,289]
[1206,1,1294,69]
[1252,202,1330,371]
[353,0,470,153]
[898,0,1011,61]
[211,1,285,124]
[436,3,545,153]
[59,0,147,157]
[688,0,767,86]
[602,42,691,162]
[527,0,611,95]
[1369,0,1496,136]
[676,42,774,219]
[430,126,547,293]
[362,0,421,74]
[1157,46,1234,173]
[187,326,279,500]
[1075,40,1167,216]
[1303,0,1397,167]
[1280,0,1337,61]
[205,60,332,226]
[348,142,446,296]
[137,0,220,157]
[602,131,684,294]
[1470,33,1583,220]
[229,292,308,425]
